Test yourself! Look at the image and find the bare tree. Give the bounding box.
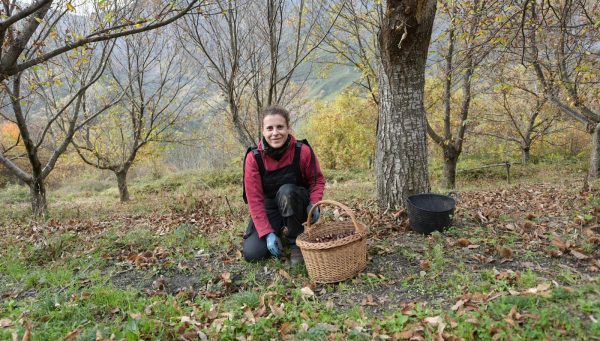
[320,0,380,105]
[517,0,599,176]
[0,0,203,217]
[71,28,195,202]
[0,0,202,82]
[0,42,117,216]
[426,0,515,189]
[481,68,560,164]
[376,0,437,208]
[179,0,340,147]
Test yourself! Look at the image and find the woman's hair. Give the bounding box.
[262,105,290,127]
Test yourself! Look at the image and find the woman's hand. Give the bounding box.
[265,233,282,257]
[307,204,320,224]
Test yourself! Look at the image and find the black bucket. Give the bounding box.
[406,193,456,234]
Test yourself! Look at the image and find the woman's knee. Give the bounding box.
[243,236,269,262]
[276,184,298,199]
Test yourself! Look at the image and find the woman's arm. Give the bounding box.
[244,153,273,238]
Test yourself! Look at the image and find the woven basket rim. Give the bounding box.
[296,222,367,250]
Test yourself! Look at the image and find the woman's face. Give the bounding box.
[262,114,289,149]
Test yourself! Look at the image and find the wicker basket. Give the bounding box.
[296,200,368,283]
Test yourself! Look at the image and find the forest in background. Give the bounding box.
[1,0,596,217]
[0,1,598,340]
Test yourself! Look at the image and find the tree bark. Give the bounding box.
[521,146,530,165]
[442,147,459,190]
[116,170,130,202]
[376,0,436,208]
[29,178,47,218]
[590,123,600,178]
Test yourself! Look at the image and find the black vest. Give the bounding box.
[243,140,316,204]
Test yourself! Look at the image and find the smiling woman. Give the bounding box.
[262,112,289,149]
[241,105,326,266]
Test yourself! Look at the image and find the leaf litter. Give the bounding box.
[1,180,599,339]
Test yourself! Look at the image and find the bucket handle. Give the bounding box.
[305,200,368,238]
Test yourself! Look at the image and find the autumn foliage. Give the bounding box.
[302,91,377,170]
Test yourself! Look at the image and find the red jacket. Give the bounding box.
[244,135,325,238]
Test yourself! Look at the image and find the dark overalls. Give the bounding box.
[242,142,312,261]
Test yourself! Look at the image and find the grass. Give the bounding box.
[0,160,599,339]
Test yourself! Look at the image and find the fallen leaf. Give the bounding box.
[64,328,81,341]
[400,303,416,316]
[300,286,315,298]
[278,269,291,280]
[451,299,466,311]
[476,211,488,223]
[152,277,166,291]
[180,331,198,341]
[497,246,513,259]
[551,238,568,251]
[419,260,431,271]
[525,283,552,295]
[254,305,266,318]
[326,300,334,309]
[269,303,285,317]
[361,294,377,306]
[0,319,12,328]
[344,319,361,329]
[570,249,589,260]
[244,308,256,324]
[221,272,232,284]
[465,317,479,325]
[316,323,339,332]
[456,238,471,247]
[424,316,443,325]
[279,322,292,335]
[546,249,562,257]
[129,312,142,320]
[424,315,446,338]
[395,330,414,339]
[522,221,534,230]
[206,306,219,320]
[22,329,31,341]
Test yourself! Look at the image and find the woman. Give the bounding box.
[242,105,325,265]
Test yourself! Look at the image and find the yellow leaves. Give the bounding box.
[66,2,76,12]
[1,122,20,141]
[301,90,377,170]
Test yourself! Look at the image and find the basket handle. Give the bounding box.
[305,200,367,238]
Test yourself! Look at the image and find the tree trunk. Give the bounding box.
[116,170,130,202]
[443,148,459,190]
[376,0,436,208]
[29,178,47,219]
[590,122,600,178]
[521,147,530,165]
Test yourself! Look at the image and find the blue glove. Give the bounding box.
[265,232,282,257]
[307,204,320,224]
